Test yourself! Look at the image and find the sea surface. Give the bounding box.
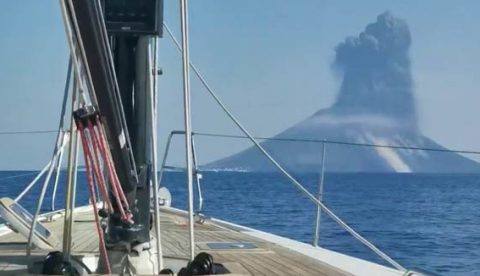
[1,171,479,275]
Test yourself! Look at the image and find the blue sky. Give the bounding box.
[0,1,479,169]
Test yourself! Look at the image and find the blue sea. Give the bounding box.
[1,171,479,275]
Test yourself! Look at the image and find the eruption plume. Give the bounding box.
[208,11,480,173]
[332,11,416,127]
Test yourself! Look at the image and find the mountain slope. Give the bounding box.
[207,12,480,173]
[207,109,480,173]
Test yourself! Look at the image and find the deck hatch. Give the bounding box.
[206,242,257,250]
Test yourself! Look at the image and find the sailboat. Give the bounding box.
[0,1,421,275]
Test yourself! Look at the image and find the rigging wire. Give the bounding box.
[0,130,58,135]
[5,128,480,155]
[0,171,44,182]
[192,132,480,155]
[165,130,480,156]
[163,22,406,271]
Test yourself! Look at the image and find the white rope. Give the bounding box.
[163,22,406,271]
[14,136,69,203]
[51,131,68,211]
[27,55,72,257]
[26,132,70,256]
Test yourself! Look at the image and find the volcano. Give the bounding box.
[207,12,480,173]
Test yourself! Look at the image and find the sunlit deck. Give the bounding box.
[0,206,405,275]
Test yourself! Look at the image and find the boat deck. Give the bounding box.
[0,206,403,275]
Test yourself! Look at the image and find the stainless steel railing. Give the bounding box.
[157,130,408,270]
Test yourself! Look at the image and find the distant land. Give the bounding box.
[207,12,480,173]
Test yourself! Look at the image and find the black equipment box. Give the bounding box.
[102,0,163,36]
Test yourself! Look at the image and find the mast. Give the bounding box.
[179,0,196,261]
[60,0,164,272]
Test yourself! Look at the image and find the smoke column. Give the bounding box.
[332,11,416,127]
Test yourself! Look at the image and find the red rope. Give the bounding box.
[84,122,113,212]
[95,125,128,222]
[94,116,133,224]
[75,111,139,273]
[86,122,113,213]
[94,117,129,208]
[78,123,112,274]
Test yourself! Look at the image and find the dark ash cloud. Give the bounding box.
[332,11,416,127]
